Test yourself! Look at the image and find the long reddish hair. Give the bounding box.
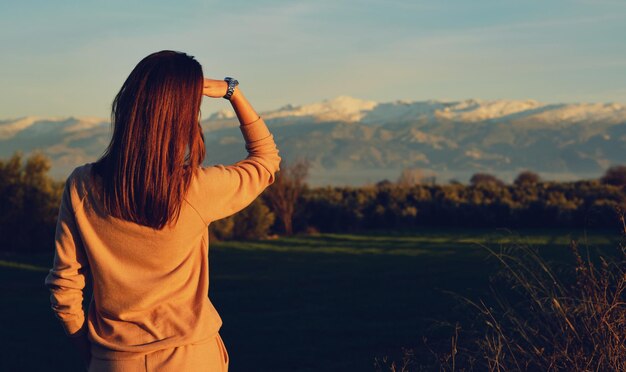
[91,50,206,229]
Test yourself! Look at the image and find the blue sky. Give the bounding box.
[1,0,625,118]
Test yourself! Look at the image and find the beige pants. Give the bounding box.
[88,333,229,372]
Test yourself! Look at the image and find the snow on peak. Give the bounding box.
[0,116,108,139]
[435,99,546,122]
[248,96,626,125]
[264,95,379,122]
[207,108,236,120]
[528,102,626,124]
[63,116,108,133]
[0,116,63,140]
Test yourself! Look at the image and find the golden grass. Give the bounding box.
[376,211,626,371]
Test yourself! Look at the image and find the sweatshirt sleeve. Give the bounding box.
[44,170,90,337]
[190,116,282,224]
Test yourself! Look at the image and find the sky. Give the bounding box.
[1,0,625,119]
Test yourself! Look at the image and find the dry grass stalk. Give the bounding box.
[450,209,626,371]
[377,210,626,371]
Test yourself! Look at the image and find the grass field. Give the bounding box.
[0,227,621,371]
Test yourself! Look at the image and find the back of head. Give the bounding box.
[92,50,206,230]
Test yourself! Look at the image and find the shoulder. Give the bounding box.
[65,162,96,206]
[66,162,94,185]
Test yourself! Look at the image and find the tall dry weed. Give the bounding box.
[377,211,626,371]
[441,210,626,371]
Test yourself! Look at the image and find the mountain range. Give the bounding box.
[2,96,625,186]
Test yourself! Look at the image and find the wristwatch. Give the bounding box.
[223,77,239,100]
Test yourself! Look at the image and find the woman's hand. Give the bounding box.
[204,77,254,123]
[203,78,229,98]
[68,331,92,371]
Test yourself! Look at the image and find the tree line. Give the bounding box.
[296,176,625,233]
[1,151,625,253]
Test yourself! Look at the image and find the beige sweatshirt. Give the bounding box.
[43,117,281,360]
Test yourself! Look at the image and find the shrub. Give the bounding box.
[469,173,505,187]
[0,151,62,253]
[514,170,541,186]
[601,165,626,187]
[209,216,235,241]
[232,198,276,240]
[209,198,276,241]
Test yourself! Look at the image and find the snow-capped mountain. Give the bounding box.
[263,95,378,122]
[2,96,625,186]
[240,96,626,126]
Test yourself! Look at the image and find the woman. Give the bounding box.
[43,50,281,371]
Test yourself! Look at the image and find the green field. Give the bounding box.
[0,227,621,371]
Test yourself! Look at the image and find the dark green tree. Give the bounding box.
[0,151,62,253]
[469,172,505,187]
[601,165,626,186]
[514,170,541,186]
[263,157,310,235]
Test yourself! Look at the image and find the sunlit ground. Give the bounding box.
[0,227,620,371]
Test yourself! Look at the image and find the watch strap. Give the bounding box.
[223,77,239,100]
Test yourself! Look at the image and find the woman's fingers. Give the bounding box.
[202,78,229,98]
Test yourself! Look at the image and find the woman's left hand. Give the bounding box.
[203,78,229,98]
[68,332,92,370]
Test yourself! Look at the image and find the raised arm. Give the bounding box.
[202,78,259,121]
[188,78,282,224]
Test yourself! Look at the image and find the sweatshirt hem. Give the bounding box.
[90,330,220,360]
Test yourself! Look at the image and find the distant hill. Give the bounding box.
[2,96,625,186]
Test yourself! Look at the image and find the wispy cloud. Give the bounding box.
[1,0,626,116]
